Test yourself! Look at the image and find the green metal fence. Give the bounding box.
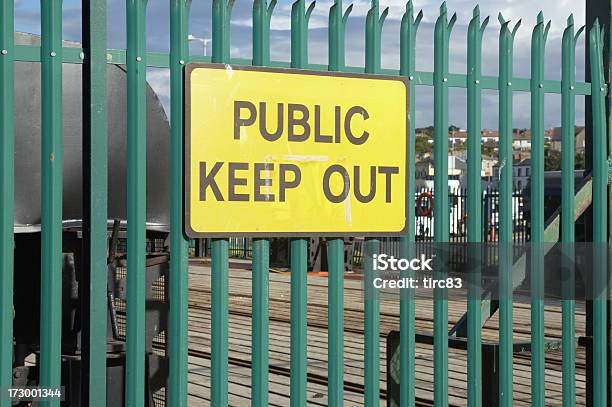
[0,0,609,406]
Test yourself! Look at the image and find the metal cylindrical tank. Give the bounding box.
[14,32,170,232]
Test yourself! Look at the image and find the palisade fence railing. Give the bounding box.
[0,0,608,407]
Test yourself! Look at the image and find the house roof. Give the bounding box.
[550,126,586,141]
[516,159,531,166]
[492,158,531,168]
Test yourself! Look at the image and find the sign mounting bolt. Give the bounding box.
[443,77,448,82]
[475,79,480,84]
[136,56,142,62]
[179,59,185,65]
[507,81,512,86]
[1,50,7,55]
[50,51,56,57]
[409,75,414,80]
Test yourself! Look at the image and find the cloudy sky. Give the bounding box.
[14,0,590,129]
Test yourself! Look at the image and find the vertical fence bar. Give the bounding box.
[363,236,380,406]
[589,20,607,407]
[608,13,612,407]
[169,1,191,406]
[399,3,421,406]
[289,236,308,406]
[364,2,387,405]
[251,2,274,406]
[466,7,487,407]
[210,1,233,405]
[0,0,14,405]
[289,2,313,405]
[326,235,344,407]
[253,0,276,66]
[39,2,63,405]
[529,12,550,406]
[433,4,455,406]
[561,15,582,407]
[125,0,147,405]
[81,0,108,404]
[498,14,520,407]
[251,234,270,407]
[210,239,229,405]
[608,14,612,407]
[327,1,351,405]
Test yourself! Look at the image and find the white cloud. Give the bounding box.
[13,0,591,129]
[146,68,171,116]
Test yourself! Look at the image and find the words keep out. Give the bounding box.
[198,162,400,204]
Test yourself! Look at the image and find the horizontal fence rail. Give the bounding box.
[10,44,596,96]
[0,1,609,407]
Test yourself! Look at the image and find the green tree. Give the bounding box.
[452,142,467,151]
[416,136,433,156]
[544,149,562,171]
[416,126,434,137]
[575,152,585,169]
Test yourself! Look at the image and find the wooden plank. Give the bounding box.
[185,264,587,406]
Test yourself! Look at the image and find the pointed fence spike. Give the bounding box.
[343,4,353,23]
[330,0,338,16]
[306,1,316,20]
[575,25,586,43]
[468,8,480,28]
[268,0,277,16]
[481,16,490,33]
[544,20,551,42]
[416,10,424,26]
[380,7,389,25]
[448,12,457,32]
[512,19,522,36]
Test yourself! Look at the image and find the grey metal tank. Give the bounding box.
[13,32,170,232]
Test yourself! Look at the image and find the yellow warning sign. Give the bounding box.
[185,64,408,237]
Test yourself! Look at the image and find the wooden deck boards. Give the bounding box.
[186,262,587,406]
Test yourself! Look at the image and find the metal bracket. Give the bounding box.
[607,155,612,184]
